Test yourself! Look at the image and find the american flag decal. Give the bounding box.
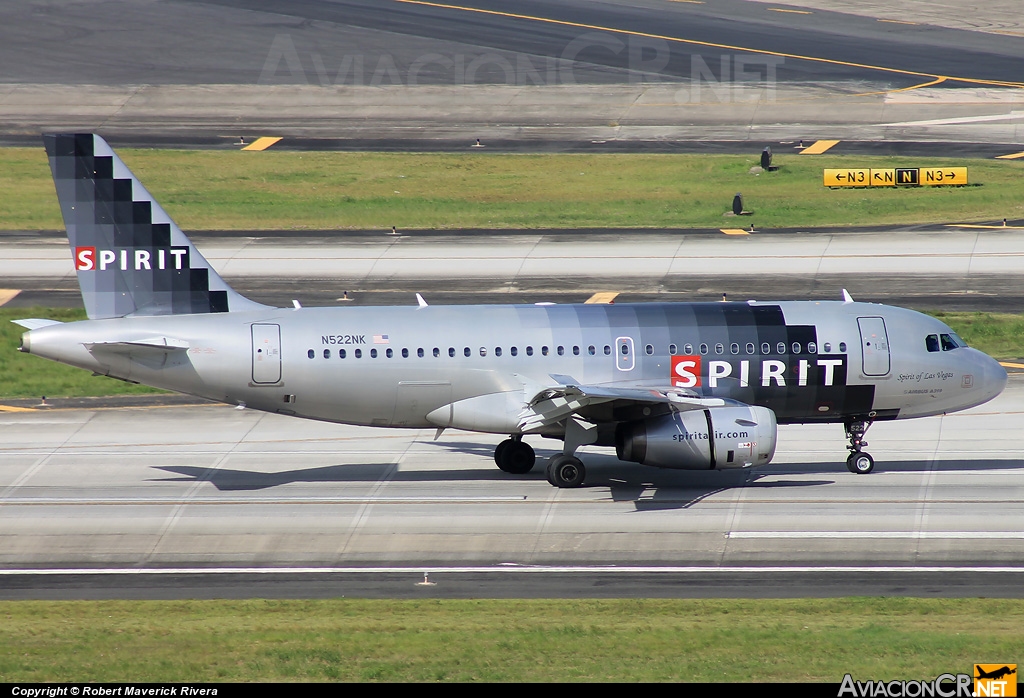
[373,334,390,344]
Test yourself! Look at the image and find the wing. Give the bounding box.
[517,373,730,433]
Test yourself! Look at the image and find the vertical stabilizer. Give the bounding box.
[43,133,268,319]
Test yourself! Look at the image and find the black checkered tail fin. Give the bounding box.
[43,133,269,320]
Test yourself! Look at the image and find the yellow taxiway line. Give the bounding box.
[0,289,21,306]
[995,151,1024,160]
[999,362,1024,369]
[720,228,751,236]
[585,292,620,304]
[242,137,282,152]
[393,0,1024,89]
[799,139,840,155]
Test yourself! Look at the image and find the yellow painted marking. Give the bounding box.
[801,140,840,155]
[769,8,812,14]
[851,76,946,97]
[393,0,1024,88]
[919,167,968,186]
[720,228,751,236]
[996,151,1024,160]
[667,0,704,3]
[999,362,1024,369]
[877,19,918,25]
[241,137,282,151]
[0,405,35,413]
[0,289,21,306]
[585,292,620,304]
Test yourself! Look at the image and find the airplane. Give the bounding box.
[14,133,1008,488]
[975,666,1016,681]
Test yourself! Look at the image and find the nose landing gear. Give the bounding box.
[844,418,875,474]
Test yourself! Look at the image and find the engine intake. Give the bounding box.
[615,406,777,470]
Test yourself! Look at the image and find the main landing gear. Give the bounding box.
[494,436,536,474]
[546,454,585,488]
[844,418,875,474]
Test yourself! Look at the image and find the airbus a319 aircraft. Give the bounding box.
[16,134,1008,487]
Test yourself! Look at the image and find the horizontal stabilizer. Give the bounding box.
[11,318,64,330]
[85,337,190,355]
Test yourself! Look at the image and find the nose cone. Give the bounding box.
[974,349,1007,406]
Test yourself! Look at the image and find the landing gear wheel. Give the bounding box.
[495,438,536,474]
[494,439,512,467]
[546,455,586,488]
[846,452,874,474]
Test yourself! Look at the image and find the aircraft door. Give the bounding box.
[615,336,635,371]
[857,317,890,376]
[251,323,282,384]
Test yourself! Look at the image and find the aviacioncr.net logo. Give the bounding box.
[838,673,973,697]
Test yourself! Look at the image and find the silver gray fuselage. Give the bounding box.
[23,299,1007,434]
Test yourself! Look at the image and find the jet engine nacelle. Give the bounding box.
[615,406,777,470]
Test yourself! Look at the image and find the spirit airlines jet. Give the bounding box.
[16,134,1008,487]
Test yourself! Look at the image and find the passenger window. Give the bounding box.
[761,342,771,354]
[645,344,654,355]
[464,347,471,357]
[839,342,847,352]
[777,342,786,355]
[527,346,534,356]
[699,343,708,355]
[823,342,831,352]
[557,346,565,356]
[684,344,693,354]
[307,349,314,359]
[417,348,424,358]
[479,347,487,356]
[386,348,393,358]
[715,343,724,355]
[808,342,817,354]
[495,347,502,357]
[340,349,346,359]
[371,348,378,358]
[792,342,801,354]
[323,349,330,359]
[573,346,580,356]
[433,347,439,358]
[542,346,549,356]
[511,346,518,356]
[746,343,755,355]
[354,348,362,358]
[402,348,409,358]
[604,345,611,355]
[926,335,940,352]
[588,345,596,356]
[621,344,630,355]
[730,343,739,355]
[448,347,455,358]
[669,344,677,355]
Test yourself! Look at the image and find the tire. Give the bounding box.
[546,455,586,488]
[497,440,535,474]
[494,439,513,467]
[846,452,874,474]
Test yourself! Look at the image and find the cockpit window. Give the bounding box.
[930,332,966,352]
[940,333,964,351]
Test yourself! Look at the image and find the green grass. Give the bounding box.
[2,148,1022,230]
[0,598,1019,682]
[2,308,1020,399]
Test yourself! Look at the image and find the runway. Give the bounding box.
[1,374,1022,597]
[5,227,1024,312]
[2,1,1023,145]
